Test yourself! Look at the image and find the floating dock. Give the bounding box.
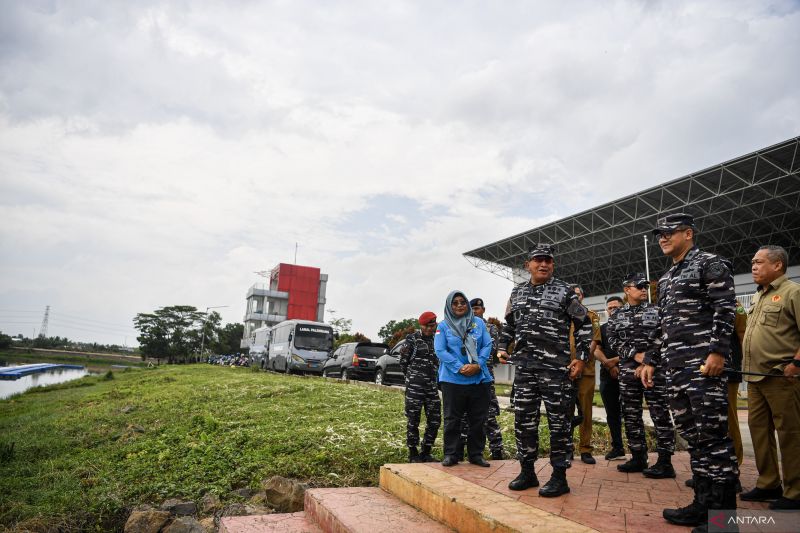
[0,363,86,380]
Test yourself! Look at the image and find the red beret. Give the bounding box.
[418,311,437,325]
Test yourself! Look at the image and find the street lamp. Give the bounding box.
[200,305,229,360]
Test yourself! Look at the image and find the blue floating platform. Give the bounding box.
[0,363,86,380]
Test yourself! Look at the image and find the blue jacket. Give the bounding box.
[434,318,493,384]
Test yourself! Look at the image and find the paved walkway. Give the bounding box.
[428,452,768,533]
[495,395,756,458]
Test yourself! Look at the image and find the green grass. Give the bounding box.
[1,365,616,531]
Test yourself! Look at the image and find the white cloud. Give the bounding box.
[1,0,798,343]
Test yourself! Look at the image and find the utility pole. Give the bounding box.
[39,305,50,338]
[643,235,652,303]
[200,305,229,359]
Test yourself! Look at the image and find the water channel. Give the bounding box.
[0,362,90,400]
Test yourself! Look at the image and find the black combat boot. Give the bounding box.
[691,480,738,533]
[539,466,569,497]
[408,446,420,463]
[642,452,676,479]
[663,476,709,527]
[418,445,437,463]
[617,450,648,473]
[508,463,539,491]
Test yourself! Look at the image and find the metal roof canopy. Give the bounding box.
[464,136,800,296]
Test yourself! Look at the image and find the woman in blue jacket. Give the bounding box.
[435,290,494,467]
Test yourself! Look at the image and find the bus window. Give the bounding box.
[294,325,333,352]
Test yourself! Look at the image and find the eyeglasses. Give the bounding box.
[656,227,689,240]
[451,300,468,307]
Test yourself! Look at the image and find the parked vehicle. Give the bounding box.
[268,320,334,375]
[374,340,407,386]
[321,342,388,381]
[249,326,272,369]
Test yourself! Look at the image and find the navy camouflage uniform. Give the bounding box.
[499,277,592,469]
[400,330,441,450]
[460,317,504,456]
[607,301,675,455]
[657,245,738,484]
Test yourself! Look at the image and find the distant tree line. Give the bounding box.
[133,305,243,364]
[0,330,135,354]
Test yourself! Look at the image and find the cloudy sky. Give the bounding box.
[1,0,798,346]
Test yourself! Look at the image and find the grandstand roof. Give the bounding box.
[464,136,800,296]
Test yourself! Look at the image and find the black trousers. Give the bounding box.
[441,381,490,459]
[599,376,624,451]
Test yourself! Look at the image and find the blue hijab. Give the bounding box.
[444,290,478,363]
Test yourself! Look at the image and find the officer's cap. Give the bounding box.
[623,272,649,287]
[527,243,555,260]
[469,298,484,308]
[652,213,695,235]
[418,311,437,326]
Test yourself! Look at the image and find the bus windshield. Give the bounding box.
[293,325,333,351]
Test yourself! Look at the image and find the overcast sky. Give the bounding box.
[1,0,799,346]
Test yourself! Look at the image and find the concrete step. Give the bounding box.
[220,487,454,533]
[304,487,454,533]
[380,463,599,533]
[220,512,322,533]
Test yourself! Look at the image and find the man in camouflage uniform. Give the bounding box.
[400,311,441,463]
[458,298,505,460]
[497,244,592,497]
[645,213,738,532]
[607,272,676,478]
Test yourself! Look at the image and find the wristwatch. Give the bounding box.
[792,359,800,368]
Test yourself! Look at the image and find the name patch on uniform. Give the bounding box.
[772,295,782,302]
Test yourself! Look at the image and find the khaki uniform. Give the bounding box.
[570,310,602,454]
[742,274,800,500]
[728,303,747,465]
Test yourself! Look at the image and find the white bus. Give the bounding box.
[249,326,272,369]
[268,320,334,375]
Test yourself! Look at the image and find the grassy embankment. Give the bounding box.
[1,364,620,531]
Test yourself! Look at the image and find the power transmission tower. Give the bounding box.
[39,305,50,338]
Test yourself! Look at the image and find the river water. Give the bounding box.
[0,363,90,400]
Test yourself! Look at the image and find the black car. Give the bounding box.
[374,340,407,386]
[321,342,388,381]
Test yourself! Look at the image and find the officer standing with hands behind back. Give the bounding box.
[497,243,592,498]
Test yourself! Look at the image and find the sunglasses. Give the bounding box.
[451,300,468,307]
[626,282,650,290]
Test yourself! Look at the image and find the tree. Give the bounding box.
[133,306,217,364]
[387,326,416,348]
[0,332,11,350]
[333,332,371,349]
[326,309,352,336]
[378,318,417,344]
[213,323,244,354]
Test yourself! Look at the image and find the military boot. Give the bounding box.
[408,446,420,463]
[418,445,437,463]
[642,452,676,479]
[663,476,710,527]
[691,480,738,533]
[539,466,569,497]
[508,463,539,491]
[617,450,648,473]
